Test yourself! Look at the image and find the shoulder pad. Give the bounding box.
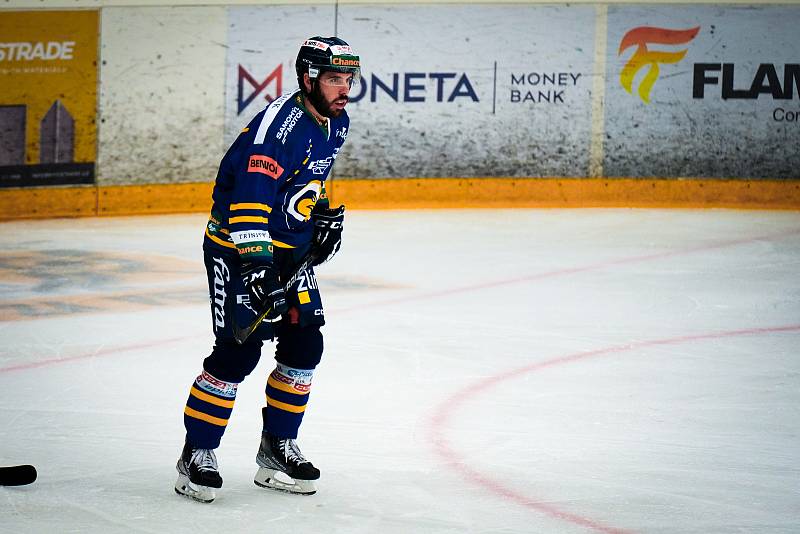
[253,91,303,146]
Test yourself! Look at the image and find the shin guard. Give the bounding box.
[263,363,313,439]
[184,371,238,449]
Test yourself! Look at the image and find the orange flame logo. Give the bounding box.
[619,26,700,103]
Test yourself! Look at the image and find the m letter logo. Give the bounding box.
[619,26,700,103]
[248,155,283,179]
[238,64,283,114]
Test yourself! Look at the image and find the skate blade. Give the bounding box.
[254,467,316,495]
[175,474,216,503]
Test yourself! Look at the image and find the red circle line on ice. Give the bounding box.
[427,324,800,534]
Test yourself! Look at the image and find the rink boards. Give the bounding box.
[0,2,799,217]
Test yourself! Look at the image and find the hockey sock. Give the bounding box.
[263,363,313,439]
[183,370,238,449]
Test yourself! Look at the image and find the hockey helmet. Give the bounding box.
[295,36,361,86]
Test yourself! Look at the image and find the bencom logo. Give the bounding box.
[618,26,700,103]
[238,65,282,114]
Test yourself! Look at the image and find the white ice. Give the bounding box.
[1,209,799,534]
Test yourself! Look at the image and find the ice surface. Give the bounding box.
[1,209,799,533]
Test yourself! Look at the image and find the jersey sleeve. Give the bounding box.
[316,114,349,211]
[227,136,301,264]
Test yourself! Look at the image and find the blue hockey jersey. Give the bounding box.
[204,90,349,264]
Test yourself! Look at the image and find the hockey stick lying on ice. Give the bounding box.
[0,464,37,486]
[233,250,318,345]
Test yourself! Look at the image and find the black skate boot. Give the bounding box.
[175,441,223,503]
[254,433,320,495]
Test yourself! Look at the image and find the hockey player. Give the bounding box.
[175,36,360,503]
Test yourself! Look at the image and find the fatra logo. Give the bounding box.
[618,26,700,103]
[238,64,282,114]
[211,256,230,331]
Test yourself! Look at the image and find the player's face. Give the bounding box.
[308,71,354,118]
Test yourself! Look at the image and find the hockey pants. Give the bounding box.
[182,250,324,449]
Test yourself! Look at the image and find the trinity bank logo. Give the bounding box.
[618,26,700,103]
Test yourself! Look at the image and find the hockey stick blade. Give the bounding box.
[233,252,318,345]
[0,464,37,486]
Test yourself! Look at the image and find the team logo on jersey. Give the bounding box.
[287,180,322,222]
[248,155,283,179]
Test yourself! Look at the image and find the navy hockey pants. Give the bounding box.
[183,249,325,448]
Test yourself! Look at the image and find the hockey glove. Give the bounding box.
[241,263,288,318]
[311,204,345,266]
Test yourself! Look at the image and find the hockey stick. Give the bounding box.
[232,250,318,345]
[0,464,37,486]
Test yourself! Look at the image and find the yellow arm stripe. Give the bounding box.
[190,386,236,408]
[230,202,272,213]
[267,375,309,396]
[229,216,269,225]
[272,239,295,249]
[205,228,236,249]
[184,406,228,426]
[266,396,307,413]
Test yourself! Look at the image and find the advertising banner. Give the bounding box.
[605,5,800,179]
[225,5,336,148]
[0,10,98,188]
[225,5,596,178]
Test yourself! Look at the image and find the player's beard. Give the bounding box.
[308,82,346,119]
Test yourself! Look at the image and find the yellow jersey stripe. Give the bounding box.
[229,216,269,225]
[266,395,307,414]
[230,202,272,213]
[205,228,236,249]
[184,406,228,426]
[272,239,295,249]
[267,375,308,396]
[190,386,236,408]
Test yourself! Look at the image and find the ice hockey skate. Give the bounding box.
[254,433,320,495]
[175,442,223,503]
